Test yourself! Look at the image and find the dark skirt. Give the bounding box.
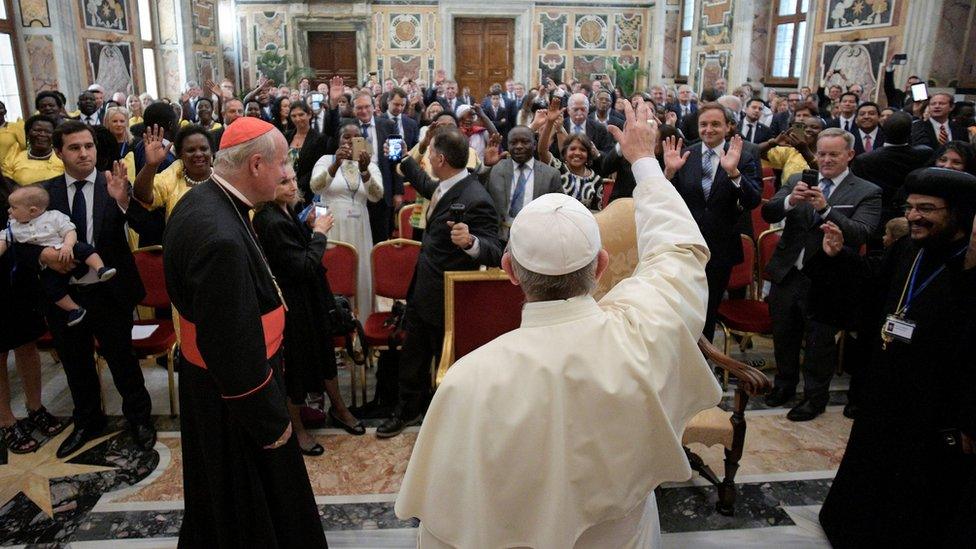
[281,300,336,403]
[0,252,46,353]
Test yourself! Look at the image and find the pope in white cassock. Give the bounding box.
[394,99,723,548]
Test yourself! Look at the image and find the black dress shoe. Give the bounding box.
[57,423,106,458]
[787,399,826,422]
[300,442,326,456]
[764,386,796,407]
[843,402,858,419]
[131,422,157,451]
[376,412,422,439]
[329,408,366,436]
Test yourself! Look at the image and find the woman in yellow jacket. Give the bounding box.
[1,115,63,186]
[132,124,213,219]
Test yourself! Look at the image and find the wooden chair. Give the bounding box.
[435,269,524,386]
[322,240,368,407]
[398,203,421,241]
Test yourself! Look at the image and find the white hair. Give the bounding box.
[678,84,692,93]
[569,93,590,111]
[213,130,279,175]
[717,94,742,112]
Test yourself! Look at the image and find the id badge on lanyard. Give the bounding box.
[882,315,915,344]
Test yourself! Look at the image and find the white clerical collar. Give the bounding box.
[211,172,253,208]
[65,169,97,186]
[521,294,602,328]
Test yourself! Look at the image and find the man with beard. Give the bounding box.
[163,118,327,547]
[811,167,976,546]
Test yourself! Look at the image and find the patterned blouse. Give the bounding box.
[548,156,607,211]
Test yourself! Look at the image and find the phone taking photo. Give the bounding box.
[310,92,325,110]
[910,82,929,102]
[386,135,404,162]
[801,168,819,188]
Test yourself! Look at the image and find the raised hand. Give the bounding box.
[664,110,678,127]
[329,76,344,106]
[143,125,173,167]
[106,160,130,204]
[204,79,220,98]
[661,136,690,179]
[357,150,371,173]
[545,97,564,124]
[483,133,508,167]
[821,221,844,257]
[720,135,743,176]
[335,142,352,162]
[606,97,657,165]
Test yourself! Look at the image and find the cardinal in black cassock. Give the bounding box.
[805,167,976,547]
[163,118,327,548]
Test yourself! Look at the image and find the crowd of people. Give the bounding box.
[0,49,974,546]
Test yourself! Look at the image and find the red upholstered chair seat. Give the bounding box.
[130,320,178,356]
[717,300,772,334]
[363,311,406,347]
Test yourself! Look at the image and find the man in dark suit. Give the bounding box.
[851,111,931,230]
[911,92,966,149]
[762,128,882,421]
[668,84,697,125]
[75,91,101,126]
[882,52,922,111]
[826,92,859,134]
[348,91,399,244]
[564,93,615,153]
[849,101,886,156]
[377,128,502,437]
[663,103,762,341]
[487,126,562,241]
[481,89,512,137]
[436,80,469,115]
[34,121,155,457]
[741,98,773,144]
[381,87,420,148]
[589,90,625,129]
[769,91,804,135]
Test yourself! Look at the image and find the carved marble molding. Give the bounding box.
[292,16,371,83]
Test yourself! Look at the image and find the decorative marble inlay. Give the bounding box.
[662,8,679,78]
[538,53,566,84]
[699,0,734,46]
[80,0,129,32]
[539,12,567,50]
[254,11,286,50]
[390,55,422,82]
[821,39,888,102]
[614,13,641,50]
[825,0,895,32]
[86,39,135,96]
[426,13,437,50]
[157,0,178,45]
[574,14,608,50]
[194,51,216,85]
[25,35,59,92]
[18,0,50,27]
[573,54,610,82]
[160,48,183,99]
[191,0,217,47]
[749,0,771,82]
[696,50,729,92]
[389,13,421,50]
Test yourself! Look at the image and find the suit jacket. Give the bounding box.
[593,147,635,204]
[380,112,420,149]
[437,97,470,114]
[762,171,882,283]
[668,102,697,125]
[740,120,773,144]
[769,110,792,136]
[341,115,400,205]
[883,69,909,110]
[670,142,762,267]
[561,118,615,154]
[590,111,625,130]
[487,158,562,236]
[851,128,886,156]
[910,119,967,149]
[850,143,932,225]
[398,157,502,327]
[39,173,146,308]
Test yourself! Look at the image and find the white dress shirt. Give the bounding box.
[701,142,742,187]
[432,168,480,258]
[837,115,855,132]
[929,117,953,141]
[80,112,100,126]
[859,127,879,150]
[507,158,535,225]
[359,116,380,164]
[387,111,403,136]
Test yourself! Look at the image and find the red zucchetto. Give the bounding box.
[219,116,275,149]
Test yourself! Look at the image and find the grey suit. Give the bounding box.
[761,171,882,404]
[487,158,563,239]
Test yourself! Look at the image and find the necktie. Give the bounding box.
[393,116,402,135]
[701,148,715,198]
[71,181,88,244]
[745,123,754,143]
[844,120,851,132]
[938,123,948,145]
[573,124,583,134]
[360,122,370,140]
[863,134,873,152]
[509,165,529,219]
[820,178,834,201]
[426,185,444,221]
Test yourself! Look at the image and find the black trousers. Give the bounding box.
[367,200,392,246]
[37,242,98,303]
[703,261,733,342]
[47,284,152,428]
[396,307,443,417]
[768,268,838,405]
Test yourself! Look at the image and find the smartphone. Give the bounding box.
[386,135,404,162]
[449,203,466,224]
[351,136,367,159]
[892,53,908,65]
[801,168,819,188]
[315,205,328,218]
[910,82,928,102]
[790,122,806,140]
[310,92,325,110]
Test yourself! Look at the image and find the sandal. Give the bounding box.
[26,406,71,438]
[1,420,40,454]
[329,408,366,436]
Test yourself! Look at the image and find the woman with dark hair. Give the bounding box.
[537,98,609,211]
[187,97,221,133]
[287,101,339,203]
[1,115,62,186]
[253,169,363,456]
[0,100,25,162]
[133,124,214,219]
[271,96,293,135]
[930,140,976,176]
[516,89,539,127]
[34,91,65,127]
[286,101,312,167]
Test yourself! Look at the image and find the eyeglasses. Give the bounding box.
[902,204,947,216]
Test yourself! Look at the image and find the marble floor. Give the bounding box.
[0,336,851,548]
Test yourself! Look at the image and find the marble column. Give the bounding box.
[728,0,755,88]
[901,0,945,84]
[647,1,668,84]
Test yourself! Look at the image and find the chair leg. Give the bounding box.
[684,447,722,487]
[717,392,749,516]
[721,324,732,390]
[167,347,177,417]
[347,349,360,408]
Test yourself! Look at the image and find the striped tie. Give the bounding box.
[863,134,872,152]
[701,148,715,198]
[938,123,948,145]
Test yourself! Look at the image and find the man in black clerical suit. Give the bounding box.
[377,127,502,437]
[663,102,761,342]
[32,121,154,457]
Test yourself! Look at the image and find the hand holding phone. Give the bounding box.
[386,135,404,162]
[351,136,368,159]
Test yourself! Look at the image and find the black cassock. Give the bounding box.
[805,236,976,547]
[163,179,327,548]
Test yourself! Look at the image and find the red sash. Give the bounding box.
[179,306,285,370]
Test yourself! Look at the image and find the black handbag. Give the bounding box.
[325,292,368,365]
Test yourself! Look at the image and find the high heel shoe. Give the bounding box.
[329,408,366,436]
[300,442,325,456]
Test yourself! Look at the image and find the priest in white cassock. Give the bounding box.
[395,99,723,547]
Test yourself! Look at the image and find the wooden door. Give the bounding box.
[454,18,514,99]
[307,31,358,85]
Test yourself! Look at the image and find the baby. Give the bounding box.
[882,217,910,248]
[1,186,116,326]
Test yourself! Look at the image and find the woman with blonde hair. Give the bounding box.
[104,106,133,160]
[127,94,143,126]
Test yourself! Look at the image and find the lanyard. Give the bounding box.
[898,246,967,316]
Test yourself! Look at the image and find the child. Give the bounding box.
[882,217,909,248]
[1,186,116,326]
